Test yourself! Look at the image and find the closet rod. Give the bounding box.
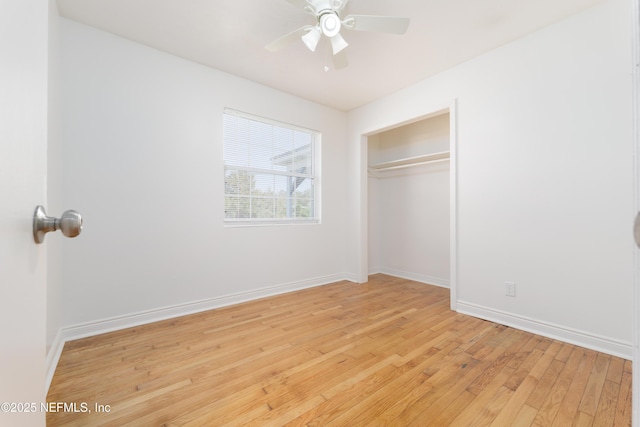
[369,157,450,173]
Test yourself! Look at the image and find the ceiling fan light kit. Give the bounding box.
[301,26,322,51]
[329,32,348,54]
[267,0,410,69]
[320,12,340,37]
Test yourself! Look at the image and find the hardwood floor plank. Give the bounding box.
[527,359,566,409]
[322,360,441,426]
[293,363,404,426]
[455,385,514,427]
[466,350,516,395]
[579,353,611,416]
[371,347,480,425]
[532,347,585,426]
[555,342,576,363]
[46,275,632,426]
[448,364,517,426]
[281,365,397,426]
[614,370,632,427]
[552,350,597,426]
[396,345,510,425]
[489,375,538,427]
[606,357,625,384]
[573,411,595,427]
[593,380,621,427]
[420,390,477,427]
[511,404,538,427]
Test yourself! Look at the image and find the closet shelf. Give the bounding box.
[368,151,450,173]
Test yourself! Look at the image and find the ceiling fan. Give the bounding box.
[265,0,410,69]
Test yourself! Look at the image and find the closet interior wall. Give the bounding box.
[368,113,451,288]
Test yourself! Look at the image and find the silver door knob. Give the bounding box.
[33,205,83,244]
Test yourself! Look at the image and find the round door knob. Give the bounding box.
[59,210,82,238]
[33,206,83,244]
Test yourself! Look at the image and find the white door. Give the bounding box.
[633,2,640,426]
[0,1,49,426]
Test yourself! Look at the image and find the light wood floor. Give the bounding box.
[47,275,632,426]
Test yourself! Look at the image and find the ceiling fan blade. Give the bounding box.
[332,50,348,69]
[284,0,309,8]
[284,0,316,15]
[331,0,350,13]
[265,25,313,52]
[342,15,410,34]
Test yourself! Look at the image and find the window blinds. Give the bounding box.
[223,109,318,224]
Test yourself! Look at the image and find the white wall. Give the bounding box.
[58,19,349,331]
[349,0,634,357]
[368,114,451,286]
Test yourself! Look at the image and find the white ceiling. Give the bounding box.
[56,0,605,111]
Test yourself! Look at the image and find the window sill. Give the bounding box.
[223,219,320,228]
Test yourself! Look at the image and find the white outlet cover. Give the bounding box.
[505,282,516,297]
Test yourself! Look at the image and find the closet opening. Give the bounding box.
[364,103,457,309]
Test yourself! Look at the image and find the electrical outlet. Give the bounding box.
[505,282,516,297]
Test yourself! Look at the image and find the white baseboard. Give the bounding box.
[45,329,65,393]
[45,273,355,393]
[343,272,361,283]
[457,301,633,360]
[48,273,631,397]
[374,267,450,289]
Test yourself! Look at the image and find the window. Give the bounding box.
[223,109,320,225]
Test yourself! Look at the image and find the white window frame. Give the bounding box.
[223,108,321,226]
